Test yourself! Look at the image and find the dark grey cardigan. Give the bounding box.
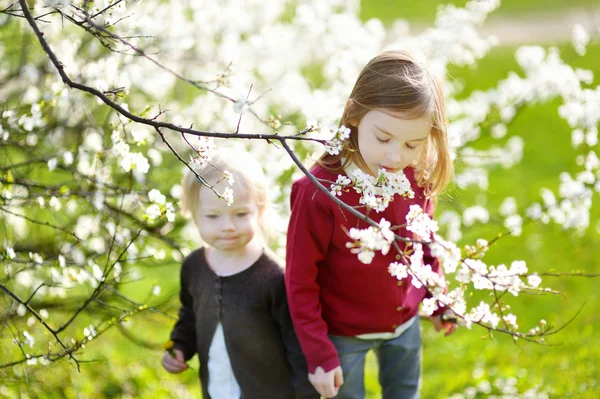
[170,248,318,399]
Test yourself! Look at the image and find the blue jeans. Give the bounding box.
[328,319,422,399]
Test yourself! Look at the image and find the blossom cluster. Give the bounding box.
[335,167,415,212]
[346,219,395,264]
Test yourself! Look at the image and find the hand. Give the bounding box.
[308,366,344,398]
[162,348,189,373]
[429,312,458,336]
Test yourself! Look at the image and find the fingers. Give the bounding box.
[429,315,443,331]
[334,366,344,388]
[309,367,342,398]
[444,322,458,336]
[162,351,189,373]
[175,349,186,363]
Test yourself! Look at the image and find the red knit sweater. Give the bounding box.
[285,164,445,373]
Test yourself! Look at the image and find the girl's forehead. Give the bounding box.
[198,183,256,208]
[363,110,431,137]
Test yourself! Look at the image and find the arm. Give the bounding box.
[169,258,197,361]
[285,180,340,374]
[269,274,320,399]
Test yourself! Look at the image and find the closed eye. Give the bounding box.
[406,143,417,150]
[236,212,249,217]
[205,215,218,219]
[376,136,391,144]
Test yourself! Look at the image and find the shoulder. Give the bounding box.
[256,250,285,279]
[293,164,338,188]
[181,247,207,273]
[291,165,338,207]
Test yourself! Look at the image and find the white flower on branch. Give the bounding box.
[346,218,395,264]
[166,202,176,222]
[421,297,439,316]
[120,152,150,177]
[84,324,97,339]
[324,125,351,155]
[306,119,321,132]
[233,98,249,114]
[29,252,43,264]
[145,204,162,221]
[222,187,234,206]
[527,273,542,288]
[49,196,61,211]
[223,170,235,185]
[431,236,461,274]
[464,301,500,329]
[344,167,414,212]
[406,205,439,240]
[148,189,166,205]
[23,331,35,348]
[388,261,409,280]
[4,246,16,260]
[330,175,351,196]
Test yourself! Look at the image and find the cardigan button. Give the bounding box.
[397,281,403,287]
[396,306,403,311]
[392,324,398,329]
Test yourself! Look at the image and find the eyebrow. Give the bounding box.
[375,125,428,142]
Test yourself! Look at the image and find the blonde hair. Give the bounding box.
[180,149,272,241]
[318,50,453,198]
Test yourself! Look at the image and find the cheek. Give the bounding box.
[358,134,380,161]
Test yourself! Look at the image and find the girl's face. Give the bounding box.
[355,109,431,175]
[196,181,260,254]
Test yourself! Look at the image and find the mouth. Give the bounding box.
[379,165,401,173]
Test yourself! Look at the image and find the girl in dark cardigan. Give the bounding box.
[162,149,318,399]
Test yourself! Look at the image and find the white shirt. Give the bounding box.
[355,315,417,340]
[207,323,241,399]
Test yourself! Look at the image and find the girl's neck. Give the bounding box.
[205,240,263,277]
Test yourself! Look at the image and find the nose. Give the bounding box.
[386,145,403,164]
[221,215,236,231]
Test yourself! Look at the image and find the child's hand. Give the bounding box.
[308,365,343,398]
[162,348,189,374]
[429,311,459,336]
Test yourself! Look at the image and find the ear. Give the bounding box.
[345,99,358,127]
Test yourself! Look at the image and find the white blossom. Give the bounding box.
[47,158,58,171]
[148,189,166,205]
[571,24,589,56]
[406,205,439,240]
[23,331,35,348]
[330,175,351,196]
[222,187,234,206]
[527,273,542,288]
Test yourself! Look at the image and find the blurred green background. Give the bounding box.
[2,1,599,398]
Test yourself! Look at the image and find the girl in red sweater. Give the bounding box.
[285,50,458,399]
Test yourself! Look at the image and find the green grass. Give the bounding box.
[360,0,599,25]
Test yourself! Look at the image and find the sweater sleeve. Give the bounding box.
[269,273,321,399]
[285,179,340,374]
[422,196,448,317]
[170,259,197,361]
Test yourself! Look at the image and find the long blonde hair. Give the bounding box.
[318,50,453,198]
[180,149,272,241]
